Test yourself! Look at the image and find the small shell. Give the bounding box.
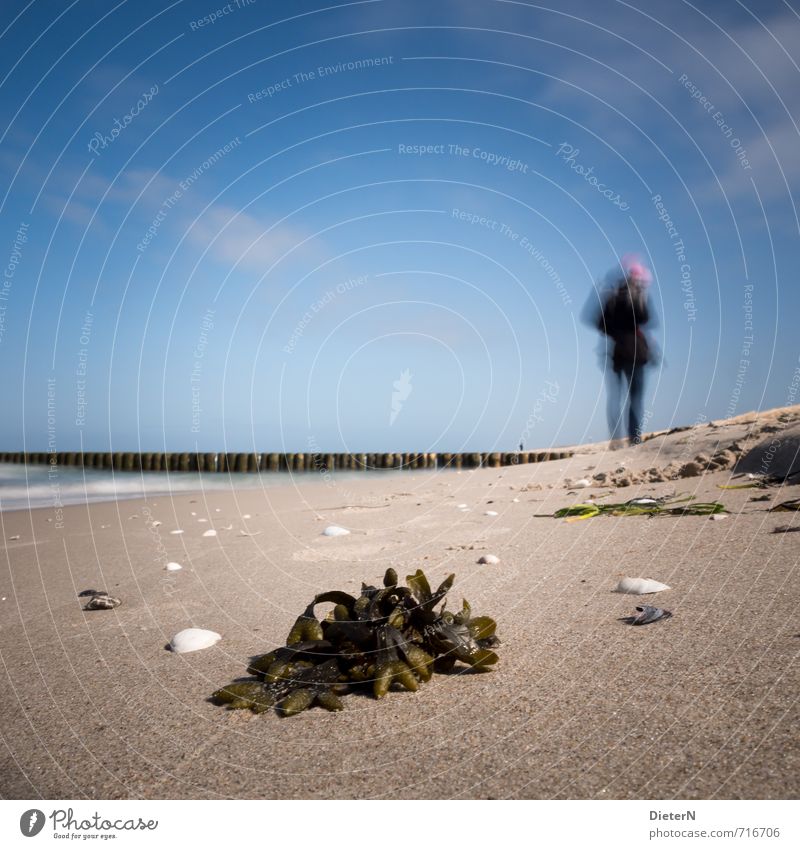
[170,529,184,535]
[165,562,183,571]
[168,628,221,653]
[478,554,500,565]
[83,594,122,611]
[322,525,350,537]
[484,510,498,517]
[710,514,728,521]
[630,605,672,625]
[574,479,591,488]
[202,529,218,537]
[614,577,670,595]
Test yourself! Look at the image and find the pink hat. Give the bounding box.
[621,253,652,283]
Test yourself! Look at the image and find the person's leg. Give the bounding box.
[625,363,645,444]
[606,366,624,442]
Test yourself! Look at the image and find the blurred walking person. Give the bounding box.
[592,256,656,446]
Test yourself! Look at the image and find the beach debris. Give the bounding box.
[624,605,672,626]
[484,510,499,517]
[552,496,727,522]
[477,554,500,565]
[170,529,185,535]
[151,521,162,527]
[574,479,591,488]
[220,524,233,531]
[242,514,251,519]
[9,535,20,541]
[770,498,800,512]
[165,562,183,571]
[322,525,350,537]
[614,577,670,594]
[211,567,499,717]
[512,497,520,503]
[719,468,800,490]
[197,518,208,523]
[239,530,263,537]
[457,503,468,509]
[710,513,728,521]
[81,591,122,611]
[169,628,221,653]
[202,529,218,537]
[772,525,800,534]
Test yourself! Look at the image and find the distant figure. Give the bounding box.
[591,256,656,446]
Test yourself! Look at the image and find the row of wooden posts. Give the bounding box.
[0,450,572,472]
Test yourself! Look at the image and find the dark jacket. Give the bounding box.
[597,283,651,371]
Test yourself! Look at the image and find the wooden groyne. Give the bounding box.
[0,450,572,472]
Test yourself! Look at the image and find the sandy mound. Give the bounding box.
[735,421,800,479]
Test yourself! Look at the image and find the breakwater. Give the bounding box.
[0,450,572,472]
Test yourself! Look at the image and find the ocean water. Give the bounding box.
[0,462,398,512]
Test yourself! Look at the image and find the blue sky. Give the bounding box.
[1,0,798,452]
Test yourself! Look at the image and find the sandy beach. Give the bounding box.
[1,407,798,800]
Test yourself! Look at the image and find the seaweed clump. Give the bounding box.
[211,568,499,717]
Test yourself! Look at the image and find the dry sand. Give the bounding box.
[1,407,798,800]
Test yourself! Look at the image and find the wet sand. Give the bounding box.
[1,407,798,799]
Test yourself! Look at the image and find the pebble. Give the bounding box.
[322,525,350,537]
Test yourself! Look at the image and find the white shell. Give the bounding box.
[478,554,500,565]
[202,529,218,537]
[710,514,728,521]
[322,525,350,537]
[169,529,184,535]
[512,497,520,503]
[614,576,670,594]
[165,562,183,571]
[484,510,499,516]
[169,628,221,653]
[242,514,251,519]
[574,479,591,488]
[457,504,468,508]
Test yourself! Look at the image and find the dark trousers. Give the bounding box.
[607,361,645,443]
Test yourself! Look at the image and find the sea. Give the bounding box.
[0,462,397,512]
